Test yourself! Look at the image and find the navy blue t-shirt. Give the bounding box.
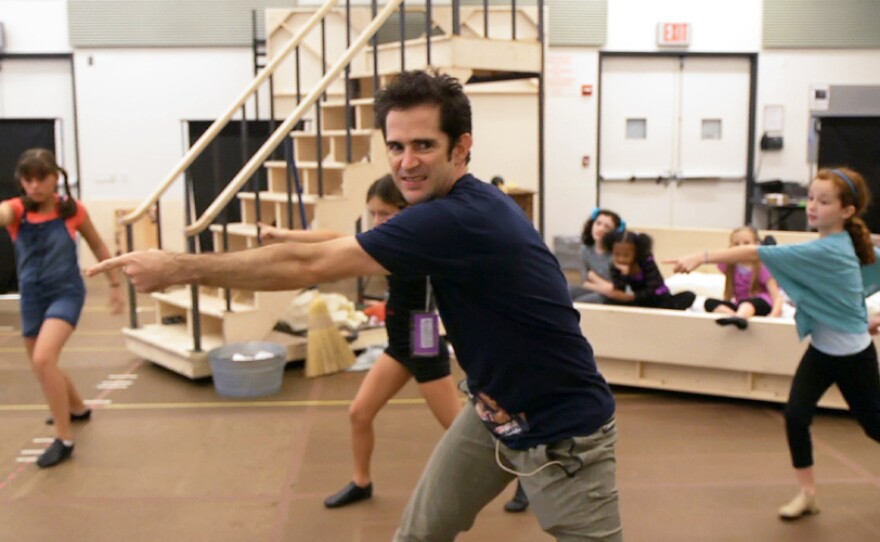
[356,174,615,449]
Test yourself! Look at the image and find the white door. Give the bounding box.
[599,55,751,228]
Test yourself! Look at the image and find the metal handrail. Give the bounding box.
[185,0,405,237]
[119,0,341,227]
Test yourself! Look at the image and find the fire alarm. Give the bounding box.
[582,155,590,168]
[581,84,593,96]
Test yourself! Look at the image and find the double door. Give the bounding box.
[598,55,753,228]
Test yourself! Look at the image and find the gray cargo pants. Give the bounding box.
[394,405,622,541]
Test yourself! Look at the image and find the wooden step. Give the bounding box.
[319,99,375,131]
[153,288,257,318]
[232,191,318,231]
[264,160,347,171]
[290,129,373,138]
[153,284,298,346]
[289,129,381,165]
[351,35,539,80]
[123,322,388,380]
[319,97,375,108]
[237,191,319,204]
[208,219,339,239]
[123,323,222,378]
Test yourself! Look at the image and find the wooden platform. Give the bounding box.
[578,304,850,410]
[123,323,388,379]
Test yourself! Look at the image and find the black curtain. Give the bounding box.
[817,117,880,233]
[187,120,272,252]
[0,120,56,294]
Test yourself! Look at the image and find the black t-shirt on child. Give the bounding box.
[356,174,614,449]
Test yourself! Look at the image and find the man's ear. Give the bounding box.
[452,133,473,165]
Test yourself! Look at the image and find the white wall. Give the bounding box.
[756,50,880,184]
[542,0,764,242]
[468,85,539,192]
[605,0,762,52]
[543,48,600,242]
[0,0,78,182]
[73,48,254,199]
[0,0,70,52]
[0,59,78,172]
[72,47,257,253]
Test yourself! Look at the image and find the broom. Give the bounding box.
[305,293,356,377]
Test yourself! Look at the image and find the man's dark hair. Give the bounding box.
[375,70,472,161]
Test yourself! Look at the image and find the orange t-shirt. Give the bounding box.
[4,197,88,241]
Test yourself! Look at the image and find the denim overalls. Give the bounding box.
[14,206,86,337]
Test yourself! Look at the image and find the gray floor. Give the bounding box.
[1,279,879,541]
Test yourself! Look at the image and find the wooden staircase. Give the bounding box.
[118,0,544,378]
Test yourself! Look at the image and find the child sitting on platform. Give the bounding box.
[600,230,695,311]
[704,225,784,330]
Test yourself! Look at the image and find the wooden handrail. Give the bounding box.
[120,0,341,226]
[185,0,405,237]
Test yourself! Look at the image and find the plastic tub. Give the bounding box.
[208,342,287,398]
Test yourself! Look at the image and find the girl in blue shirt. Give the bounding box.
[669,167,880,521]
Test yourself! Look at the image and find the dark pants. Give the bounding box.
[704,297,772,316]
[785,343,880,468]
[606,291,696,311]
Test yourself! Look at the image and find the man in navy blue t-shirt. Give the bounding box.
[93,71,622,541]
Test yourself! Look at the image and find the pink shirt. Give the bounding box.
[717,263,774,305]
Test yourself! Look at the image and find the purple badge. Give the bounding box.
[411,312,440,357]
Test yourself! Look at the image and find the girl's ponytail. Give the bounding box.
[56,166,78,219]
[845,216,875,265]
[817,167,875,266]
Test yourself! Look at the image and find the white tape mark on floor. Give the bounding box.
[97,381,133,390]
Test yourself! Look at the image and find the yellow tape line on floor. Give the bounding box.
[0,330,123,337]
[0,346,130,353]
[0,398,440,412]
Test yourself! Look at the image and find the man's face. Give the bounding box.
[384,104,471,205]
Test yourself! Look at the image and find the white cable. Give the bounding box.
[494,439,564,477]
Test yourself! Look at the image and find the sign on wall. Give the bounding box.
[657,22,691,47]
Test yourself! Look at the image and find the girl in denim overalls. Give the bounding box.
[0,149,123,468]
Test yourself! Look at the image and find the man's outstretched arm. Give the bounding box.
[87,236,389,293]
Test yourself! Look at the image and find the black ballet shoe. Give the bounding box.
[716,316,748,330]
[36,439,74,468]
[504,482,530,513]
[46,408,92,426]
[324,482,373,508]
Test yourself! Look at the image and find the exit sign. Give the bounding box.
[657,23,691,46]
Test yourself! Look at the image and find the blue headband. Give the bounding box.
[831,169,858,199]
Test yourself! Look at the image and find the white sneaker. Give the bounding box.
[778,490,819,520]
